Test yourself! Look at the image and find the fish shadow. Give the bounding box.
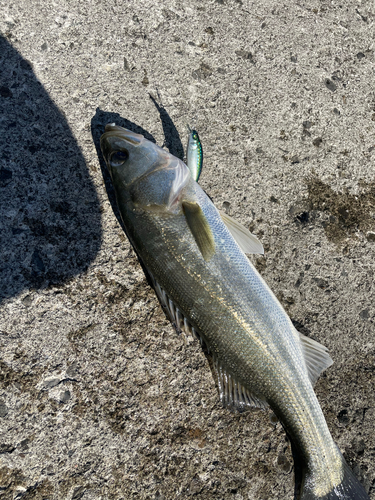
[149,92,184,160]
[0,36,101,303]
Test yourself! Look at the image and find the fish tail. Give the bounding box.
[300,452,369,500]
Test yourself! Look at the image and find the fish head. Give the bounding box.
[100,124,191,212]
[100,124,167,186]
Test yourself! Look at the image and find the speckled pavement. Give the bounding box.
[0,1,374,499]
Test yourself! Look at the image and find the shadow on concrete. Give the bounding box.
[0,36,102,302]
[149,92,184,161]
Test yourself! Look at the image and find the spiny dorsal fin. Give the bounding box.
[182,201,215,261]
[298,331,333,386]
[219,210,264,255]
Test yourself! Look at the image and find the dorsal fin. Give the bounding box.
[298,331,333,386]
[219,210,264,255]
[182,201,215,261]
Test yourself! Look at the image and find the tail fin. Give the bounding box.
[300,454,369,500]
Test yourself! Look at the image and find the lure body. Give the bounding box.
[186,125,203,182]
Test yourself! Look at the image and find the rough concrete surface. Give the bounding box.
[0,0,374,498]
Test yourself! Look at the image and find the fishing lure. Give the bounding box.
[186,125,203,182]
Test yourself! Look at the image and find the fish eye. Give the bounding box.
[192,133,198,140]
[109,149,129,167]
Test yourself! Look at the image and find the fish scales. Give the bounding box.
[99,124,370,500]
[124,178,340,475]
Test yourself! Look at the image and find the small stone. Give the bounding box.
[192,62,213,80]
[333,108,340,115]
[72,486,86,499]
[60,390,71,403]
[313,137,322,147]
[0,168,13,187]
[269,412,278,424]
[44,377,60,389]
[366,231,375,242]
[296,212,309,223]
[277,452,292,472]
[0,86,13,98]
[302,120,312,129]
[66,361,78,377]
[0,401,8,417]
[313,278,328,289]
[154,492,165,500]
[290,55,297,63]
[222,201,231,213]
[43,464,55,475]
[31,249,45,273]
[235,50,254,63]
[0,443,15,454]
[41,42,48,50]
[356,52,365,60]
[324,79,337,92]
[19,439,29,450]
[360,309,370,320]
[22,295,33,306]
[352,438,365,455]
[337,409,350,425]
[291,155,300,164]
[20,59,33,71]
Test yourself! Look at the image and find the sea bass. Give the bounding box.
[100,124,369,500]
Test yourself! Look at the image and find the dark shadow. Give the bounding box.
[149,92,184,160]
[0,36,102,302]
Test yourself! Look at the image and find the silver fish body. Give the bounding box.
[100,125,369,500]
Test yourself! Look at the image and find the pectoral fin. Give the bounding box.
[219,211,264,255]
[182,201,215,261]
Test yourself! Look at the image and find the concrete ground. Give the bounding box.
[0,0,374,498]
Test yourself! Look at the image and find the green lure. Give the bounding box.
[186,125,203,182]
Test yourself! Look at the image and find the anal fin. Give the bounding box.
[151,274,267,412]
[212,359,268,411]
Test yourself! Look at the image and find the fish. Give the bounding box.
[186,124,203,182]
[99,124,370,500]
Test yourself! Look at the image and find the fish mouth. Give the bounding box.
[102,124,144,146]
